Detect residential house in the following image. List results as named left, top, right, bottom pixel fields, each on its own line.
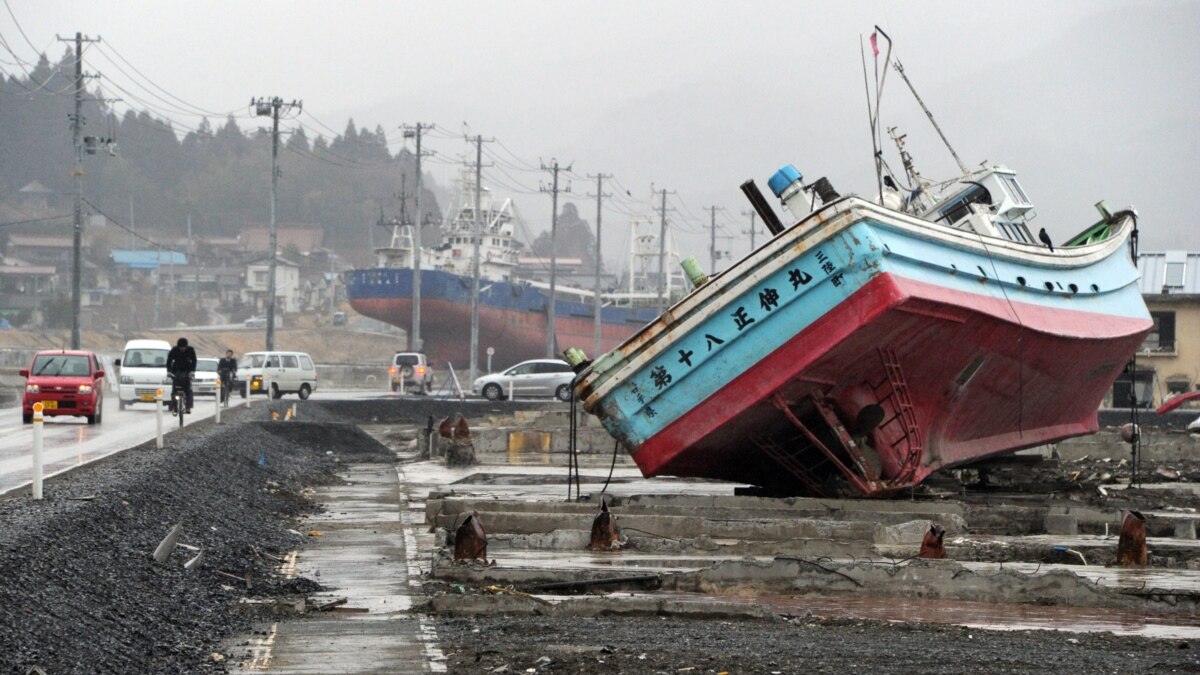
left=1121, top=251, right=1200, bottom=407
left=6, top=234, right=74, bottom=273
left=0, top=259, right=56, bottom=316
left=17, top=181, right=52, bottom=210
left=242, top=257, right=301, bottom=314
left=110, top=249, right=189, bottom=284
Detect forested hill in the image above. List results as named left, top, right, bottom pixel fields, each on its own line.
left=0, top=51, right=437, bottom=263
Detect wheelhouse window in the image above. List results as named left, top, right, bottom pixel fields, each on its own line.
left=996, top=221, right=1034, bottom=244
left=935, top=185, right=991, bottom=226
left=1000, top=174, right=1031, bottom=205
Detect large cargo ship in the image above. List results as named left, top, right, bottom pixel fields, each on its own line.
left=345, top=172, right=663, bottom=368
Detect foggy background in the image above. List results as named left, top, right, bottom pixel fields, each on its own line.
left=8, top=0, right=1197, bottom=269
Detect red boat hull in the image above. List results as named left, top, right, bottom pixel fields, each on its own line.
left=633, top=272, right=1150, bottom=492
left=351, top=297, right=647, bottom=369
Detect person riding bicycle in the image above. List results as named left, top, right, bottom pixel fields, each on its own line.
left=217, top=349, right=238, bottom=403
left=165, top=337, right=197, bottom=414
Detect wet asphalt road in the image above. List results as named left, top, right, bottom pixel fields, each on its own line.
left=0, top=389, right=396, bottom=496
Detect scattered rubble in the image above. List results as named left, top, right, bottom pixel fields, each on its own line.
left=4, top=396, right=1200, bottom=673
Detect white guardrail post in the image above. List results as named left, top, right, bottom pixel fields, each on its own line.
left=31, top=401, right=43, bottom=500
left=155, top=387, right=164, bottom=449
left=214, top=380, right=221, bottom=424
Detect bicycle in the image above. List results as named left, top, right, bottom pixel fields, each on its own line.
left=218, top=370, right=234, bottom=408
left=167, top=372, right=193, bottom=428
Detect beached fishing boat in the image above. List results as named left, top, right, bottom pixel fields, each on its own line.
left=569, top=36, right=1151, bottom=497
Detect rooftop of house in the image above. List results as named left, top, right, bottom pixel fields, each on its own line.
left=1138, top=251, right=1200, bottom=296
left=7, top=235, right=72, bottom=248
left=111, top=250, right=188, bottom=269
left=238, top=225, right=324, bottom=253
left=18, top=181, right=51, bottom=194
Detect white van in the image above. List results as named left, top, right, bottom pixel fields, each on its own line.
left=114, top=339, right=171, bottom=409
left=237, top=351, right=318, bottom=399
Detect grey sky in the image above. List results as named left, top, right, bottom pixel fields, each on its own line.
left=9, top=0, right=1197, bottom=268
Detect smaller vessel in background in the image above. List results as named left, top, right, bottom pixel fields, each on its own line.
left=345, top=169, right=665, bottom=367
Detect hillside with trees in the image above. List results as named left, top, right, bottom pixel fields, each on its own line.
left=0, top=50, right=436, bottom=264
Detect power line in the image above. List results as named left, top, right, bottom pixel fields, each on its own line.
left=93, top=40, right=231, bottom=118
left=3, top=0, right=42, bottom=54
left=90, top=45, right=237, bottom=120
left=82, top=198, right=170, bottom=250
left=491, top=138, right=541, bottom=171
left=0, top=213, right=72, bottom=228
left=299, top=108, right=345, bottom=139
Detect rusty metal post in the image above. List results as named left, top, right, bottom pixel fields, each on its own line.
left=919, top=523, right=945, bottom=559
left=1116, top=509, right=1148, bottom=566
left=453, top=512, right=488, bottom=562
left=587, top=497, right=623, bottom=551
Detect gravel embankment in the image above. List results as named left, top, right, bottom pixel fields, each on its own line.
left=0, top=403, right=391, bottom=674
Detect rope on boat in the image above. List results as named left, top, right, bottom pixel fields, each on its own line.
left=1126, top=210, right=1142, bottom=486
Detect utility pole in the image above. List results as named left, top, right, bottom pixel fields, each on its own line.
left=741, top=209, right=758, bottom=253
left=655, top=188, right=675, bottom=313
left=468, top=134, right=493, bottom=384
left=401, top=122, right=434, bottom=353
left=251, top=96, right=301, bottom=351
left=587, top=173, right=611, bottom=358
left=61, top=32, right=100, bottom=348
left=540, top=160, right=572, bottom=359
left=707, top=206, right=725, bottom=271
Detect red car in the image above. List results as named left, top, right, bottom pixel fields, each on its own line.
left=20, top=350, right=107, bottom=425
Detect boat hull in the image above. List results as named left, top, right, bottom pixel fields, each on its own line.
left=345, top=269, right=659, bottom=368
left=575, top=198, right=1151, bottom=496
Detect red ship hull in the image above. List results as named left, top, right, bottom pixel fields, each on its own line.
left=632, top=272, right=1148, bottom=492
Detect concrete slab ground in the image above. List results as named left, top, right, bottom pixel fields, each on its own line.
left=230, top=463, right=446, bottom=674
left=224, top=410, right=1200, bottom=670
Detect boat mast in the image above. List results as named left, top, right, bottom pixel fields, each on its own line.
left=892, top=58, right=968, bottom=176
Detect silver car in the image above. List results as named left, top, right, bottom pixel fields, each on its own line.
left=193, top=358, right=219, bottom=397
left=472, top=359, right=575, bottom=401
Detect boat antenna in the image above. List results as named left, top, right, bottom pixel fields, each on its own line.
left=860, top=35, right=882, bottom=201
left=891, top=57, right=969, bottom=175
left=863, top=27, right=895, bottom=200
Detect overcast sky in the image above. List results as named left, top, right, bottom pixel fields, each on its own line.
left=7, top=0, right=1197, bottom=268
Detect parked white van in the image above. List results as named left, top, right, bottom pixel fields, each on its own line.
left=237, top=351, right=318, bottom=399
left=114, top=339, right=171, bottom=409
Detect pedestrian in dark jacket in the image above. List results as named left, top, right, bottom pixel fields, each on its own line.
left=217, top=349, right=238, bottom=402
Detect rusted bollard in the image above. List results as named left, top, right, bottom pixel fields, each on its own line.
left=1116, top=509, right=1148, bottom=566
left=919, top=523, right=945, bottom=559
left=444, top=415, right=476, bottom=466
left=453, top=512, right=488, bottom=562
left=587, top=497, right=623, bottom=551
